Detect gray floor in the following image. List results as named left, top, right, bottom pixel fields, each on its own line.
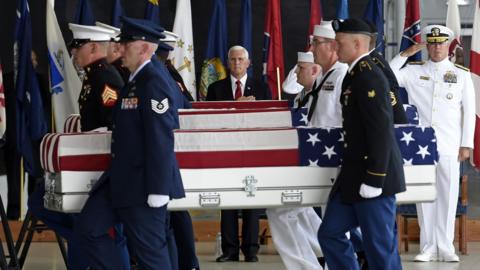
left=17, top=242, right=480, bottom=270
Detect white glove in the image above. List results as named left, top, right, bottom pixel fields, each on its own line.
left=88, top=126, right=108, bottom=132
left=147, top=194, right=169, bottom=208
left=359, top=183, right=382, bottom=199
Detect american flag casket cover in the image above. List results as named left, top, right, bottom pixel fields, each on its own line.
left=41, top=101, right=437, bottom=212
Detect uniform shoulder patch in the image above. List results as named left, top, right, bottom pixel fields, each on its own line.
left=454, top=64, right=470, bottom=72
left=151, top=98, right=169, bottom=114
left=407, top=61, right=425, bottom=65
left=101, top=85, right=118, bottom=107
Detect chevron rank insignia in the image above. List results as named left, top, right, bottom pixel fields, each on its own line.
left=151, top=98, right=169, bottom=114
left=102, top=85, right=118, bottom=107
left=368, top=89, right=376, bottom=98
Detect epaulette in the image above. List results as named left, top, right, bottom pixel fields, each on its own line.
left=454, top=63, right=470, bottom=72
left=407, top=61, right=424, bottom=65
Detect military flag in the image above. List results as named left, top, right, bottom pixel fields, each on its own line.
left=170, top=0, right=197, bottom=100
left=14, top=0, right=47, bottom=175
left=199, top=0, right=228, bottom=99
left=306, top=0, right=322, bottom=49
left=400, top=0, right=421, bottom=61
left=239, top=0, right=253, bottom=76
left=262, top=0, right=285, bottom=100
left=145, top=0, right=161, bottom=25
left=471, top=0, right=480, bottom=167
left=364, top=0, right=385, bottom=54
left=47, top=0, right=82, bottom=132
left=446, top=0, right=463, bottom=62
left=111, top=0, right=124, bottom=28
left=336, top=0, right=349, bottom=19
left=74, top=0, right=95, bottom=25
left=0, top=62, right=6, bottom=139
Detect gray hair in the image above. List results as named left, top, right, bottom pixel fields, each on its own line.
left=228, top=45, right=249, bottom=60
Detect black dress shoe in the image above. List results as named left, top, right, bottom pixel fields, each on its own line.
left=244, top=255, right=259, bottom=262
left=216, top=254, right=239, bottom=262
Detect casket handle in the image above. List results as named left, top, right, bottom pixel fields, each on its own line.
left=199, top=193, right=221, bottom=207
left=281, top=190, right=303, bottom=205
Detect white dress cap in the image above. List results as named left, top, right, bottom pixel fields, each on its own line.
left=95, top=21, right=121, bottom=39
left=68, top=23, right=115, bottom=42
left=160, top=31, right=179, bottom=43
left=297, top=51, right=314, bottom=63
left=313, top=21, right=335, bottom=39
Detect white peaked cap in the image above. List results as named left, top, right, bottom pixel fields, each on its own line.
left=313, top=21, right=335, bottom=39
left=297, top=52, right=314, bottom=63
left=161, top=31, right=180, bottom=43
left=69, top=23, right=115, bottom=41
left=95, top=21, right=121, bottom=39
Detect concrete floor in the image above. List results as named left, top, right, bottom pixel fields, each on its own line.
left=15, top=241, right=480, bottom=270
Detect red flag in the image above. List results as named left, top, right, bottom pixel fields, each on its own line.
left=0, top=62, right=6, bottom=138
left=471, top=0, right=480, bottom=167
left=308, top=0, right=322, bottom=46
left=446, top=0, right=463, bottom=62
left=262, top=0, right=284, bottom=100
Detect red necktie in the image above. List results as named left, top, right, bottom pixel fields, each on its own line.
left=234, top=80, right=242, bottom=100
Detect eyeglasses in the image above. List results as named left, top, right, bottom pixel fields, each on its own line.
left=310, top=39, right=331, bottom=46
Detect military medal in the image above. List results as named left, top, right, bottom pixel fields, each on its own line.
left=443, top=71, right=457, bottom=83
left=121, top=97, right=138, bottom=109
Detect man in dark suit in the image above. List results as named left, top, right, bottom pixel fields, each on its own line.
left=317, top=19, right=405, bottom=270
left=206, top=45, right=270, bottom=263
left=75, top=17, right=184, bottom=270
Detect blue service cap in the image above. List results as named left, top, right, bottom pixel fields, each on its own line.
left=157, top=42, right=174, bottom=52
left=118, top=16, right=165, bottom=43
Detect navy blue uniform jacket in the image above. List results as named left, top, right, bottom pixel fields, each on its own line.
left=334, top=55, right=406, bottom=203
left=105, top=61, right=185, bottom=208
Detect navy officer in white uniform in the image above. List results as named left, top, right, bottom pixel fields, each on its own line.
left=317, top=18, right=405, bottom=270
left=75, top=17, right=184, bottom=270
left=389, top=25, right=475, bottom=262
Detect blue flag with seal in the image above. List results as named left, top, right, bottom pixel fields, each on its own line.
left=14, top=0, right=47, bottom=175
left=145, top=0, right=161, bottom=25
left=111, top=0, right=124, bottom=27
left=336, top=0, right=349, bottom=20
left=74, top=0, right=95, bottom=25
left=239, top=0, right=253, bottom=76
left=199, top=0, right=228, bottom=99
left=364, top=0, right=385, bottom=55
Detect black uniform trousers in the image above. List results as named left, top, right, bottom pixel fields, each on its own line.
left=221, top=209, right=260, bottom=257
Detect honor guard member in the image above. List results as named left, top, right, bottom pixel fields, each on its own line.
left=317, top=19, right=405, bottom=270
left=389, top=25, right=476, bottom=262
left=267, top=52, right=325, bottom=270
left=75, top=17, right=185, bottom=270
left=69, top=23, right=123, bottom=132
left=96, top=21, right=130, bottom=83
left=365, top=20, right=408, bottom=124
left=156, top=30, right=200, bottom=270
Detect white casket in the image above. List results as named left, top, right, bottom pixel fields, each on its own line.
left=41, top=102, right=437, bottom=213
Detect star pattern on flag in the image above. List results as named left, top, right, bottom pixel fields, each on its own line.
left=403, top=158, right=413, bottom=165
left=188, top=44, right=194, bottom=54
left=177, top=39, right=185, bottom=48
left=300, top=113, right=308, bottom=125
left=322, top=145, right=337, bottom=159
left=416, top=145, right=431, bottom=159
left=308, top=159, right=319, bottom=167
left=306, top=132, right=320, bottom=146
left=400, top=131, right=415, bottom=146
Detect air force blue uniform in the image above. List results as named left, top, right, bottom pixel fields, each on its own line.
left=75, top=17, right=184, bottom=270
left=318, top=19, right=405, bottom=270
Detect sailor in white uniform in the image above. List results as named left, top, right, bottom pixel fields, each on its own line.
left=389, top=25, right=476, bottom=262
left=266, top=21, right=348, bottom=270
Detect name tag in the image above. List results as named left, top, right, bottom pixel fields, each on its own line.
left=121, top=97, right=138, bottom=110
left=419, top=76, right=430, bottom=81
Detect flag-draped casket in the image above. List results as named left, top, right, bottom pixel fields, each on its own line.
left=41, top=101, right=437, bottom=212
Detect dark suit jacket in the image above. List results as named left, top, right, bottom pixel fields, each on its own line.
left=334, top=55, right=406, bottom=203
left=206, top=75, right=271, bottom=101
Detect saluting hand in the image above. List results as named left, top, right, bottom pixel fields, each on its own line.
left=400, top=43, right=426, bottom=58
left=458, top=147, right=470, bottom=162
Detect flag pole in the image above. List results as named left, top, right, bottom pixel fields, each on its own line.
left=20, top=157, right=25, bottom=220
left=276, top=66, right=281, bottom=100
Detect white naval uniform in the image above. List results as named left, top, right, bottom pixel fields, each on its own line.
left=390, top=55, right=476, bottom=256
left=266, top=62, right=347, bottom=270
